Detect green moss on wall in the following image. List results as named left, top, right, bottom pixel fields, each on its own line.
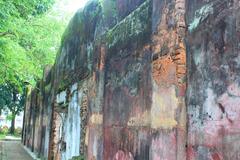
left=54, top=0, right=151, bottom=94
left=57, top=78, right=71, bottom=93
left=71, top=155, right=85, bottom=160
left=60, top=0, right=101, bottom=46
left=100, top=0, right=117, bottom=21
left=105, top=0, right=151, bottom=53
left=44, top=83, right=51, bottom=93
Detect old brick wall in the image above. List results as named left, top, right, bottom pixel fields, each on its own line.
left=22, top=0, right=240, bottom=160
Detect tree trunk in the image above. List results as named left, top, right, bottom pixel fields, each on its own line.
left=10, top=114, right=16, bottom=134
left=10, top=90, right=17, bottom=134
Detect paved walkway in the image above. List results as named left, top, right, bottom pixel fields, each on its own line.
left=0, top=140, right=33, bottom=160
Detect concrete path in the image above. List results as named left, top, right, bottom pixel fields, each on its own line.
left=0, top=140, right=33, bottom=160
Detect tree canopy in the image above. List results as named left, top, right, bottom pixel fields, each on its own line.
left=0, top=0, right=80, bottom=133
left=0, top=0, right=69, bottom=89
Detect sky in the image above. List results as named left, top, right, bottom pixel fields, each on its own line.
left=47, top=0, right=90, bottom=52
left=49, top=0, right=90, bottom=21
left=56, top=0, right=90, bottom=13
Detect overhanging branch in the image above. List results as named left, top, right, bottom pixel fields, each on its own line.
left=0, top=31, right=16, bottom=37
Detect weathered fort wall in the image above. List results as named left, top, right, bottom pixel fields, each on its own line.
left=22, top=0, right=240, bottom=159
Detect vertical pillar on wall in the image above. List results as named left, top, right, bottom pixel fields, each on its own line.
left=44, top=68, right=54, bottom=159
left=22, top=85, right=32, bottom=145
left=48, top=100, right=65, bottom=160
left=87, top=44, right=106, bottom=160
left=80, top=87, right=88, bottom=155
left=174, top=0, right=187, bottom=159
left=27, top=91, right=34, bottom=149
left=34, top=83, right=42, bottom=155
left=30, top=90, right=37, bottom=152
left=40, top=66, right=51, bottom=157
left=48, top=102, right=55, bottom=160
left=151, top=0, right=187, bottom=159
left=39, top=80, right=44, bottom=157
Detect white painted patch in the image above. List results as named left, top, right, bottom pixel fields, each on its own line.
left=93, top=136, right=97, bottom=158
left=56, top=91, right=67, bottom=104
left=193, top=48, right=203, bottom=66
left=71, top=83, right=78, bottom=93
left=203, top=87, right=222, bottom=120
left=62, top=88, right=81, bottom=160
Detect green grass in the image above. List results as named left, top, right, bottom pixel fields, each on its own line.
left=0, top=134, right=6, bottom=140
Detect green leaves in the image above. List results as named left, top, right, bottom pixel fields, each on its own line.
left=0, top=0, right=77, bottom=116
left=0, top=83, right=26, bottom=116
left=0, top=0, right=67, bottom=87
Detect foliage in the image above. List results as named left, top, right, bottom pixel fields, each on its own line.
left=0, top=126, right=21, bottom=137
left=0, top=84, right=12, bottom=111
left=6, top=113, right=13, bottom=121
left=0, top=82, right=26, bottom=134
left=0, top=83, right=25, bottom=113
left=0, top=126, right=9, bottom=135
left=0, top=133, right=6, bottom=139
left=71, top=156, right=85, bottom=160
left=14, top=127, right=22, bottom=137
left=0, top=0, right=66, bottom=87
left=0, top=0, right=76, bottom=134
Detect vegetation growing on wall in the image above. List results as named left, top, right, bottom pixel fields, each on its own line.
left=106, top=0, right=151, bottom=53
